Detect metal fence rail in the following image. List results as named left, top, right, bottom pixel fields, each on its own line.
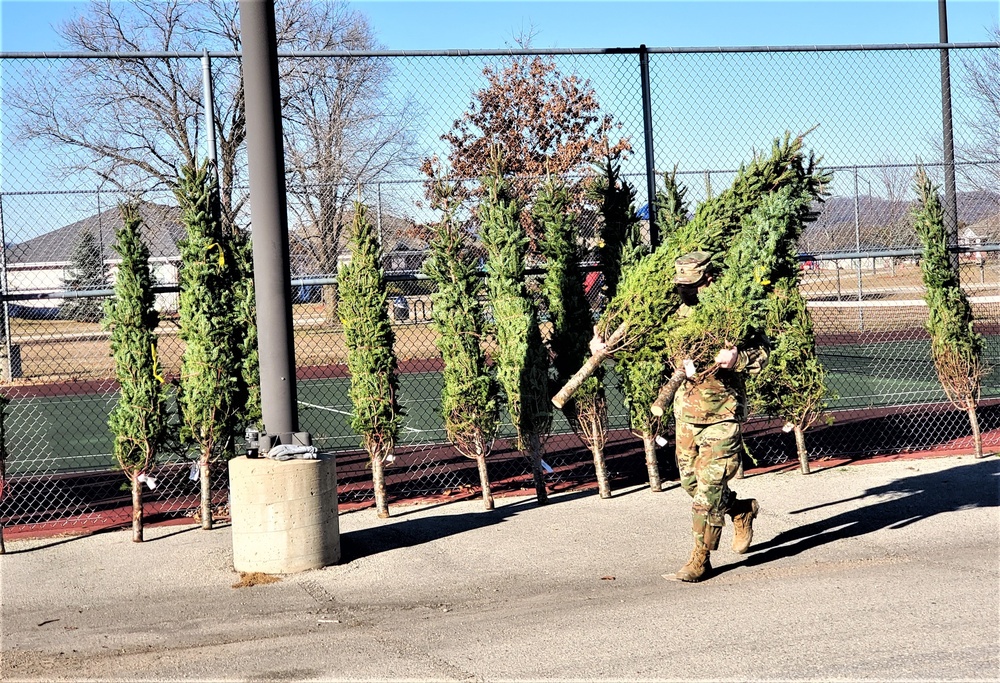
left=1, top=43, right=998, bottom=533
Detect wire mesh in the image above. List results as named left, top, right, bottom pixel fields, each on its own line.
left=0, top=44, right=999, bottom=534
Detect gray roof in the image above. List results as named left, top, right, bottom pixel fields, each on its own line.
left=7, top=201, right=184, bottom=265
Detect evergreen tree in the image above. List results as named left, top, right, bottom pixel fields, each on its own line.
left=655, top=166, right=690, bottom=238
left=480, top=147, right=552, bottom=504
left=106, top=202, right=168, bottom=542
left=231, top=230, right=261, bottom=431
left=423, top=172, right=499, bottom=509
left=616, top=167, right=692, bottom=491
left=554, top=133, right=827, bottom=408
left=746, top=172, right=833, bottom=475
left=588, top=155, right=640, bottom=303
left=59, top=228, right=106, bottom=322
left=748, top=283, right=831, bottom=474
left=913, top=167, right=988, bottom=458
left=538, top=173, right=611, bottom=498
left=339, top=201, right=402, bottom=518
left=175, top=161, right=239, bottom=530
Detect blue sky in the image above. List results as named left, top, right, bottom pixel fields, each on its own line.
left=1, top=0, right=997, bottom=52
left=0, top=0, right=997, bottom=239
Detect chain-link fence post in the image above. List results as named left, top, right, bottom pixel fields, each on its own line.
left=0, top=194, right=10, bottom=382
left=639, top=44, right=659, bottom=248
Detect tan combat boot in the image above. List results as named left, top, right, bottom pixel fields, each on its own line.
left=670, top=544, right=712, bottom=582
left=728, top=498, right=759, bottom=554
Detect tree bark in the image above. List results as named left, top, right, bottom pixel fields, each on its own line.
left=200, top=459, right=213, bottom=531
left=794, top=424, right=811, bottom=474
left=372, top=454, right=390, bottom=518
left=968, top=403, right=985, bottom=458
left=650, top=367, right=687, bottom=417
left=591, top=439, right=611, bottom=499
left=322, top=283, right=340, bottom=327
left=132, top=473, right=144, bottom=542
left=527, top=433, right=548, bottom=505
left=642, top=431, right=662, bottom=492
left=476, top=453, right=494, bottom=510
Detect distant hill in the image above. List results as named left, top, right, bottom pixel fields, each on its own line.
left=801, top=189, right=1000, bottom=253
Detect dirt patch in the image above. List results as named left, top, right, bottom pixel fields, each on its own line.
left=232, top=572, right=281, bottom=589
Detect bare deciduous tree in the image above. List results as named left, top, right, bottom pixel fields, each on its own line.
left=11, top=0, right=419, bottom=268
left=280, top=11, right=420, bottom=323
left=957, top=26, right=1000, bottom=195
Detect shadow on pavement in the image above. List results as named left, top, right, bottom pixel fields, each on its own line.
left=340, top=489, right=593, bottom=563
left=717, top=457, right=1000, bottom=576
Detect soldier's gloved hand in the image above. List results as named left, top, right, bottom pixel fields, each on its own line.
left=589, top=326, right=607, bottom=356
left=715, top=346, right=738, bottom=369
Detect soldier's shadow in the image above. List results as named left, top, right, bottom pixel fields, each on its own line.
left=716, top=457, right=1000, bottom=575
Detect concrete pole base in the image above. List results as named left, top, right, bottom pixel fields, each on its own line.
left=229, top=455, right=341, bottom=574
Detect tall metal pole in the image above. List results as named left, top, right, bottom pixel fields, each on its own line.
left=201, top=49, right=219, bottom=177
left=239, top=0, right=300, bottom=439
left=0, top=195, right=12, bottom=381
left=939, top=0, right=960, bottom=272
left=854, top=167, right=864, bottom=332
left=639, top=44, right=659, bottom=249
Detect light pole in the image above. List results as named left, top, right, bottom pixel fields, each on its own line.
left=939, top=0, right=960, bottom=272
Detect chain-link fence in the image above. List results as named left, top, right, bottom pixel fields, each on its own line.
left=1, top=43, right=998, bottom=534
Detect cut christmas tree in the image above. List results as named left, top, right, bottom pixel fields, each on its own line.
left=423, top=173, right=499, bottom=509
left=912, top=166, right=989, bottom=458
left=553, top=132, right=826, bottom=408
left=339, top=201, right=403, bottom=518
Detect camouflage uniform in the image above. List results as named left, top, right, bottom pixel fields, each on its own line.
left=670, top=251, right=768, bottom=579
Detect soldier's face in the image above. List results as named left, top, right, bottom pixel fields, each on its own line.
left=677, top=282, right=701, bottom=306
left=676, top=276, right=711, bottom=306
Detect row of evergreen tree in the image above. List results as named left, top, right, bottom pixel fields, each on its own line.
left=105, top=162, right=259, bottom=542
left=20, top=144, right=985, bottom=547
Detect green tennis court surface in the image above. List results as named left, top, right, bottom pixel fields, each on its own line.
left=8, top=336, right=1000, bottom=475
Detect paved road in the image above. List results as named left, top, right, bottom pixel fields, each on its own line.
left=2, top=454, right=998, bottom=682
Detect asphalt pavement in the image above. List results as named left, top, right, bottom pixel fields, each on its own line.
left=2, top=453, right=998, bottom=682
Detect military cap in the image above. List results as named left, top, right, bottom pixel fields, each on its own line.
left=673, top=250, right=713, bottom=285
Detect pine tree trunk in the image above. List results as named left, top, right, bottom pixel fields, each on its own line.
left=528, top=433, right=548, bottom=505
left=642, top=432, right=662, bottom=492
left=372, top=454, right=390, bottom=518
left=650, top=367, right=687, bottom=417
left=132, top=472, right=144, bottom=542
left=591, top=439, right=611, bottom=499
left=794, top=424, right=811, bottom=474
left=200, top=458, right=213, bottom=530
left=322, top=283, right=340, bottom=327
left=968, top=403, right=985, bottom=458
left=476, top=453, right=494, bottom=510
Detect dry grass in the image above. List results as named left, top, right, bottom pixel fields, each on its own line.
left=4, top=313, right=443, bottom=384
left=231, top=572, right=281, bottom=588
left=5, top=266, right=1000, bottom=384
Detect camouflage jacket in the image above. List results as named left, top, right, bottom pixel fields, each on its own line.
left=672, top=305, right=769, bottom=425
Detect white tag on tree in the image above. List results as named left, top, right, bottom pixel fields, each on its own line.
left=683, top=359, right=697, bottom=378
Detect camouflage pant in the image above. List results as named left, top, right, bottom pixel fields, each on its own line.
left=675, top=420, right=742, bottom=545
